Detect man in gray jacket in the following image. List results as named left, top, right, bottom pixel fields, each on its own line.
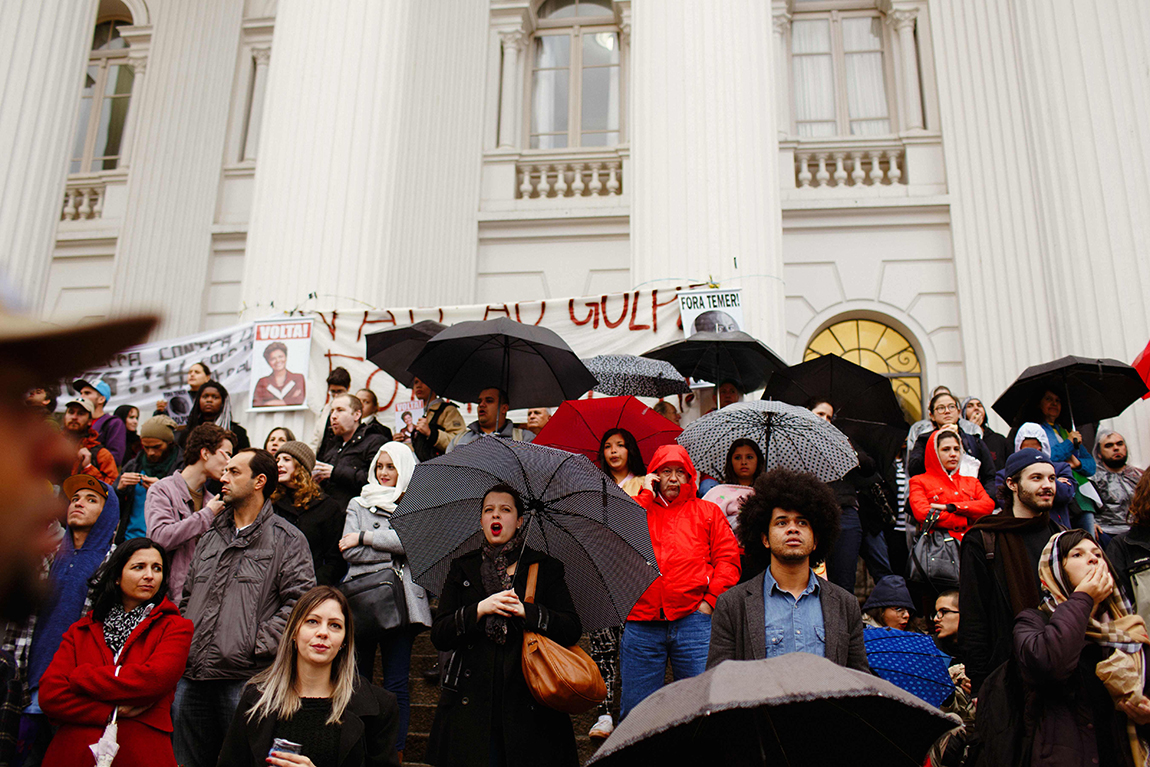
left=173, top=448, right=315, bottom=767
left=707, top=468, right=869, bottom=673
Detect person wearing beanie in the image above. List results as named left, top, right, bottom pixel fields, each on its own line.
left=862, top=575, right=916, bottom=630
left=115, top=415, right=182, bottom=542
left=270, top=441, right=345, bottom=586
left=958, top=447, right=1063, bottom=694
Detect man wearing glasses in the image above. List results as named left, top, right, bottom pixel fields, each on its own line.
left=907, top=391, right=997, bottom=497
left=618, top=444, right=741, bottom=720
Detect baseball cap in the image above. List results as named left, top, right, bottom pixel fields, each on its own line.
left=62, top=474, right=108, bottom=500
left=73, top=379, right=112, bottom=401
left=64, top=397, right=94, bottom=414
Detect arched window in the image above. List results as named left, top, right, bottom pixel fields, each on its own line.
left=529, top=0, right=622, bottom=149
left=804, top=317, right=923, bottom=420
left=69, top=16, right=134, bottom=173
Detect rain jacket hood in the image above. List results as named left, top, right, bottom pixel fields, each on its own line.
left=646, top=444, right=699, bottom=504
left=1015, top=422, right=1052, bottom=456
left=926, top=429, right=967, bottom=484
left=907, top=430, right=994, bottom=541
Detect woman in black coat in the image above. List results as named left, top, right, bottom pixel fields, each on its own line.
left=1014, top=530, right=1150, bottom=767
left=271, top=441, right=348, bottom=586
left=426, top=483, right=581, bottom=767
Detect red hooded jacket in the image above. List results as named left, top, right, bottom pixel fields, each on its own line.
left=39, top=596, right=193, bottom=767
left=908, top=430, right=994, bottom=541
left=629, top=445, right=741, bottom=622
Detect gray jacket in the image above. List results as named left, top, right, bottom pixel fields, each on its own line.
left=706, top=570, right=870, bottom=673
left=181, top=499, right=316, bottom=680
left=342, top=499, right=432, bottom=628
left=446, top=419, right=533, bottom=452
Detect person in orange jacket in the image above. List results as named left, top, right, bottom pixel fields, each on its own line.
left=619, top=444, right=741, bottom=719
left=62, top=396, right=118, bottom=485
left=908, top=427, right=995, bottom=543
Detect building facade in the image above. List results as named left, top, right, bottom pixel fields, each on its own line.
left=2, top=0, right=1148, bottom=455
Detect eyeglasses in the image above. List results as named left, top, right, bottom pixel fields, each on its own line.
left=933, top=404, right=958, bottom=413
left=932, top=608, right=959, bottom=619
left=887, top=607, right=910, bottom=616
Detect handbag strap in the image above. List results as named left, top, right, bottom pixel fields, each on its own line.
left=524, top=562, right=539, bottom=605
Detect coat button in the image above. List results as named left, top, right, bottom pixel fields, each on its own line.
left=464, top=670, right=471, bottom=678
left=463, top=580, right=470, bottom=587
left=373, top=522, right=380, bottom=528
left=462, top=697, right=469, bottom=705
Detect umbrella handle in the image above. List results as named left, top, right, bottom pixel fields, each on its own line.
left=510, top=512, right=537, bottom=596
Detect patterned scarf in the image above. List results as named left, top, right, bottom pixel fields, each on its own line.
left=1038, top=532, right=1150, bottom=766
left=101, top=602, right=154, bottom=657
left=479, top=528, right=525, bottom=645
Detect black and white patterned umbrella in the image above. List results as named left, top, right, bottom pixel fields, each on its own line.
left=676, top=400, right=858, bottom=482
left=390, top=437, right=659, bottom=631
left=583, top=354, right=691, bottom=398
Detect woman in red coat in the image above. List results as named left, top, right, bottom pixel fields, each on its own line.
left=39, top=538, right=193, bottom=767
left=908, top=427, right=995, bottom=541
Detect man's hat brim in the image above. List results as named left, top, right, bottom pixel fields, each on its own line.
left=0, top=315, right=157, bottom=382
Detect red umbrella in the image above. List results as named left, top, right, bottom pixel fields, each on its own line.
left=533, top=396, right=682, bottom=467
left=1135, top=339, right=1150, bottom=400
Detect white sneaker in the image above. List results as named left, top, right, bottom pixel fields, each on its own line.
left=589, top=713, right=614, bottom=739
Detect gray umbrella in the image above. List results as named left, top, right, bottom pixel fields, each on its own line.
left=588, top=655, right=957, bottom=767
left=676, top=400, right=858, bottom=482
left=583, top=354, right=691, bottom=398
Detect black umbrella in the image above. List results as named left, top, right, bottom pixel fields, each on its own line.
left=588, top=654, right=956, bottom=766
left=407, top=317, right=596, bottom=407
left=390, top=438, right=659, bottom=631
left=364, top=320, right=446, bottom=388
left=992, top=355, right=1149, bottom=429
left=583, top=354, right=691, bottom=398
left=641, top=331, right=788, bottom=393
left=762, top=354, right=908, bottom=428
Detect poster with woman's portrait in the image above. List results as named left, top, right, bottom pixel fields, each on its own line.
left=249, top=319, right=313, bottom=411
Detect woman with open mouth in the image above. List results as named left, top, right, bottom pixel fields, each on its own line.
left=426, top=483, right=582, bottom=767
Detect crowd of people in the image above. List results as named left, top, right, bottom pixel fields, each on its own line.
left=2, top=308, right=1150, bottom=767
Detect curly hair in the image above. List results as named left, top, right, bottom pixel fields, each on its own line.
left=272, top=462, right=323, bottom=509
left=1128, top=470, right=1150, bottom=527
left=722, top=438, right=764, bottom=485
left=596, top=428, right=647, bottom=479
left=737, top=467, right=841, bottom=571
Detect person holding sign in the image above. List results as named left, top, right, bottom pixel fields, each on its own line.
left=253, top=342, right=307, bottom=408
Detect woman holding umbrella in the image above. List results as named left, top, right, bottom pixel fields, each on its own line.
left=426, top=483, right=581, bottom=767
left=38, top=538, right=193, bottom=767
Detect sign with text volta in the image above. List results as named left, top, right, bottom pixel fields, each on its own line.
left=249, top=318, right=313, bottom=411
left=677, top=288, right=744, bottom=337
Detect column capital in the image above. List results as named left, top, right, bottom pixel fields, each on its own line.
left=127, top=54, right=148, bottom=76
left=888, top=8, right=918, bottom=31
left=772, top=9, right=792, bottom=36
left=498, top=29, right=528, bottom=53
left=251, top=46, right=272, bottom=66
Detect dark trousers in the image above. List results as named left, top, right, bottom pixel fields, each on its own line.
left=172, top=677, right=246, bottom=767
left=827, top=507, right=893, bottom=592
left=356, top=623, right=416, bottom=752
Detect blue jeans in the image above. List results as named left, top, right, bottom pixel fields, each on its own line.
left=827, top=507, right=893, bottom=592
left=619, top=611, right=712, bottom=720
left=356, top=624, right=416, bottom=752
left=172, top=678, right=246, bottom=767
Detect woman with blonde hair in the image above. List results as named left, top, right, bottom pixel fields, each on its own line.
left=273, top=441, right=347, bottom=586
left=217, top=585, right=400, bottom=767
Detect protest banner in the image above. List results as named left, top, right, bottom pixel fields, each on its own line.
left=677, top=288, right=744, bottom=337
left=249, top=318, right=313, bottom=411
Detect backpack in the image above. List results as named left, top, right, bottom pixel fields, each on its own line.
left=968, top=657, right=1032, bottom=767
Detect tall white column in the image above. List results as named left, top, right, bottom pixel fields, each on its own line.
left=772, top=7, right=791, bottom=136
left=242, top=0, right=489, bottom=316
left=0, top=0, right=98, bottom=310
left=108, top=0, right=244, bottom=337
left=117, top=55, right=147, bottom=169
left=242, top=47, right=271, bottom=161
left=630, top=0, right=786, bottom=349
left=497, top=31, right=526, bottom=148
left=890, top=9, right=923, bottom=131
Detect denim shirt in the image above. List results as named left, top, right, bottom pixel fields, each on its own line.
left=762, top=567, right=826, bottom=659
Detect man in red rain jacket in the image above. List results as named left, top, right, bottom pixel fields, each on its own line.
left=619, top=444, right=741, bottom=719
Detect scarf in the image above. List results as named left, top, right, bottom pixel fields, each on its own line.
left=1038, top=532, right=1150, bottom=765
left=479, top=527, right=525, bottom=645
left=189, top=380, right=235, bottom=432
left=967, top=507, right=1053, bottom=616
left=138, top=441, right=181, bottom=480
left=101, top=602, right=154, bottom=656
left=353, top=442, right=415, bottom=511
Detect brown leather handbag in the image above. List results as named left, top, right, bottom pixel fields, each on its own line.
left=520, top=562, right=608, bottom=714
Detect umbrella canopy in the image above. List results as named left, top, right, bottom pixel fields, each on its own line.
left=390, top=438, right=659, bottom=631
left=583, top=354, right=691, bottom=398
left=588, top=654, right=956, bottom=767
left=1134, top=339, right=1150, bottom=400
left=833, top=416, right=908, bottom=477
left=677, top=400, right=858, bottom=482
left=365, top=320, right=446, bottom=388
left=532, top=396, right=683, bottom=468
left=992, top=355, right=1149, bottom=429
left=762, top=354, right=908, bottom=428
left=407, top=317, right=597, bottom=407
left=863, top=626, right=955, bottom=708
left=641, top=331, right=788, bottom=393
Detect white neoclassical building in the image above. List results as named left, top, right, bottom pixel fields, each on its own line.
left=2, top=0, right=1148, bottom=455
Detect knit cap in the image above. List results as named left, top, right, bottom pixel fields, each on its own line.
left=276, top=440, right=316, bottom=473
left=139, top=415, right=178, bottom=443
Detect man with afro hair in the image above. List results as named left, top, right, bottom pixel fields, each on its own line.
left=707, top=467, right=869, bottom=672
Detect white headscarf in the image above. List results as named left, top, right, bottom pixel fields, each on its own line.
left=1014, top=422, right=1052, bottom=456
left=354, top=441, right=415, bottom=511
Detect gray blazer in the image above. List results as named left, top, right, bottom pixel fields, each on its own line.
left=707, top=570, right=870, bottom=673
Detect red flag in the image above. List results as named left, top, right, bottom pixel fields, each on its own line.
left=1135, top=339, right=1150, bottom=400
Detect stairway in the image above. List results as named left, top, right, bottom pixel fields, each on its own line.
left=401, top=631, right=613, bottom=766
